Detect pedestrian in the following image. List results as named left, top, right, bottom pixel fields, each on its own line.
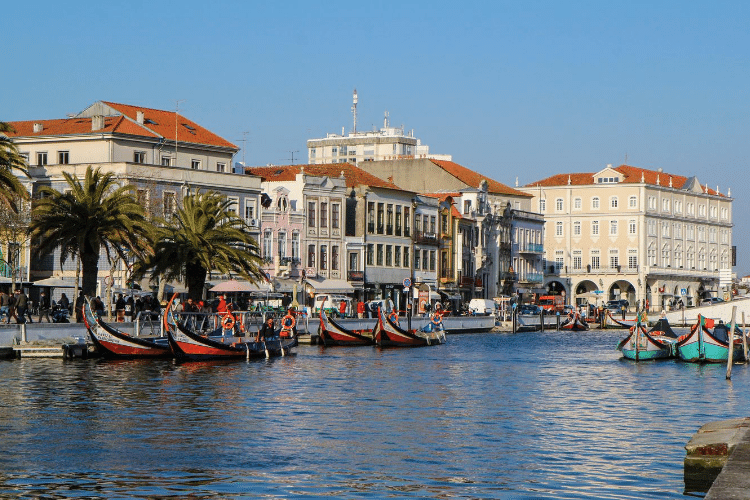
left=216, top=294, right=227, bottom=314
left=93, top=296, right=105, bottom=317
left=339, top=299, right=347, bottom=318
left=14, top=289, right=29, bottom=324
left=38, top=291, right=51, bottom=323
left=115, top=294, right=126, bottom=322
left=0, top=291, right=10, bottom=323
left=357, top=300, right=365, bottom=319
left=59, top=293, right=70, bottom=314
left=75, top=291, right=85, bottom=323
left=125, top=295, right=134, bottom=322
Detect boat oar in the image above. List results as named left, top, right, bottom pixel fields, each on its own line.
left=727, top=306, right=737, bottom=379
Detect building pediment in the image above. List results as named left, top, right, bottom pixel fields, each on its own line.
left=592, top=166, right=622, bottom=184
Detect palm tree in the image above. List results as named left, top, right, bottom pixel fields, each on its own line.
left=133, top=190, right=264, bottom=300
left=0, top=122, right=30, bottom=211
left=30, top=166, right=151, bottom=296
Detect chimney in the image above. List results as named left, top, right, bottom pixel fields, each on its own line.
left=92, top=115, right=105, bottom=131
left=136, top=111, right=144, bottom=124
left=33, top=122, right=43, bottom=133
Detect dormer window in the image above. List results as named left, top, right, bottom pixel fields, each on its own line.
left=277, top=196, right=288, bottom=211
left=596, top=177, right=620, bottom=183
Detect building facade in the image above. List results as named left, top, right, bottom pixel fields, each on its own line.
left=521, top=164, right=733, bottom=311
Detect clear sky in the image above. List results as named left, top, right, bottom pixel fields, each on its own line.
left=3, top=1, right=749, bottom=272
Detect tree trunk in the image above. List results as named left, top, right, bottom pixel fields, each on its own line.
left=81, top=250, right=100, bottom=297
left=185, top=262, right=207, bottom=301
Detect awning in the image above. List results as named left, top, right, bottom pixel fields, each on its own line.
left=33, top=277, right=78, bottom=288
left=306, top=278, right=354, bottom=294
left=438, top=290, right=462, bottom=301
left=210, top=279, right=268, bottom=293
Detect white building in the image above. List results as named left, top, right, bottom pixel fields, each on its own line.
left=521, top=164, right=734, bottom=311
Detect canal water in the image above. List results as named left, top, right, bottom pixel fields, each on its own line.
left=0, top=328, right=746, bottom=499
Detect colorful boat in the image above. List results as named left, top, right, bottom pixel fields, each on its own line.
left=617, top=317, right=678, bottom=361
left=560, top=311, right=590, bottom=331
left=164, top=295, right=296, bottom=361
left=676, top=315, right=745, bottom=363
left=607, top=310, right=637, bottom=329
left=373, top=308, right=445, bottom=347
left=83, top=297, right=171, bottom=358
left=319, top=310, right=375, bottom=346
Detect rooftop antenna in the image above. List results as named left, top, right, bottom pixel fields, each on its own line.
left=238, top=131, right=249, bottom=166
left=351, top=89, right=358, bottom=133
left=175, top=99, right=185, bottom=167
left=384, top=111, right=389, bottom=129
left=287, top=150, right=300, bottom=165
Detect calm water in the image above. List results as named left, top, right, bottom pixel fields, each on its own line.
left=0, top=328, right=746, bottom=499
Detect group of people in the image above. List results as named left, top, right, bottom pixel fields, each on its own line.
left=0, top=289, right=75, bottom=324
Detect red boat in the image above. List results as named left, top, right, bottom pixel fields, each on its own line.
left=163, top=295, right=296, bottom=361
left=374, top=308, right=445, bottom=347
left=319, top=310, right=375, bottom=346
left=83, top=297, right=171, bottom=358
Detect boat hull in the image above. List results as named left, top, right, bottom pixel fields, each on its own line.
left=676, top=322, right=744, bottom=363
left=374, top=309, right=445, bottom=347
left=319, top=311, right=375, bottom=346
left=618, top=325, right=675, bottom=361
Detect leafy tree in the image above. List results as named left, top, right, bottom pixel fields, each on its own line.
left=133, top=190, right=264, bottom=300
left=0, top=122, right=30, bottom=211
left=30, top=166, right=151, bottom=296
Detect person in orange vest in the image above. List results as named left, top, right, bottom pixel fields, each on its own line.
left=339, top=299, right=347, bottom=318
left=216, top=294, right=227, bottom=314
left=357, top=300, right=365, bottom=318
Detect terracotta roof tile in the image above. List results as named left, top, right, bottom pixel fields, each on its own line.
left=5, top=116, right=159, bottom=139
left=102, top=101, right=237, bottom=149
left=429, top=159, right=531, bottom=197
left=525, top=164, right=723, bottom=196
left=245, top=163, right=406, bottom=191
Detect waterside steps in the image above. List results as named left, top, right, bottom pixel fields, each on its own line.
left=685, top=417, right=750, bottom=498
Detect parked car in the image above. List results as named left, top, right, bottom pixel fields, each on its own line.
left=516, top=304, right=542, bottom=315
left=606, top=299, right=629, bottom=312
left=468, top=298, right=498, bottom=316
left=699, top=297, right=724, bottom=306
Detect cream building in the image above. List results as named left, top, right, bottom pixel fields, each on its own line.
left=521, top=164, right=733, bottom=312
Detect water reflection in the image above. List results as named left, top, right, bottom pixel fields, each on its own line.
left=0, top=330, right=747, bottom=498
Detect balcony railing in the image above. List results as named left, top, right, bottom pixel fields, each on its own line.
left=519, top=272, right=544, bottom=283
left=440, top=267, right=454, bottom=282
left=517, top=243, right=544, bottom=254
left=347, top=270, right=364, bottom=282
left=413, top=230, right=439, bottom=245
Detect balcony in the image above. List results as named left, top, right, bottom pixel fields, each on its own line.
left=516, top=243, right=544, bottom=254
left=347, top=270, right=364, bottom=282
left=413, top=230, right=439, bottom=246
left=440, top=267, right=454, bottom=283
left=519, top=272, right=544, bottom=284
left=459, top=276, right=475, bottom=288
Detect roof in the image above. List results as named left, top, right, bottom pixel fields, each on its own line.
left=245, top=163, right=404, bottom=191
left=4, top=101, right=237, bottom=150
left=525, top=164, right=723, bottom=196
left=429, top=159, right=531, bottom=197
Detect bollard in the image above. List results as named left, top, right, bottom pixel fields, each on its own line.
left=556, top=314, right=561, bottom=331
left=539, top=309, right=544, bottom=333
left=20, top=323, right=27, bottom=343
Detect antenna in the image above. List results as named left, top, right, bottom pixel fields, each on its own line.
left=238, top=131, right=249, bottom=167
left=384, top=111, right=389, bottom=129
left=175, top=99, right=185, bottom=167
left=287, top=150, right=300, bottom=165
left=351, top=89, right=358, bottom=133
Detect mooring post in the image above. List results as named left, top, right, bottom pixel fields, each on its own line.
left=20, top=324, right=27, bottom=343
left=727, top=306, right=737, bottom=380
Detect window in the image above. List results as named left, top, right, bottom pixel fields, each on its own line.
left=331, top=246, right=339, bottom=270
left=366, top=244, right=374, bottom=266
left=721, top=207, right=728, bottom=220
left=574, top=198, right=582, bottom=210
left=320, top=202, right=328, bottom=227
left=699, top=204, right=706, bottom=217
left=555, top=222, right=563, bottom=237
left=331, top=147, right=338, bottom=156
left=395, top=206, right=402, bottom=236
left=161, top=155, right=172, bottom=166
left=591, top=250, right=600, bottom=270
left=662, top=244, right=671, bottom=267
left=648, top=196, right=657, bottom=210
left=163, top=192, right=176, bottom=218
left=37, top=152, right=48, bottom=166
left=592, top=197, right=600, bottom=210
left=573, top=221, right=581, bottom=236
left=710, top=206, right=718, bottom=219
left=610, top=220, right=617, bottom=236
left=394, top=246, right=401, bottom=268
left=648, top=220, right=657, bottom=236
left=675, top=223, right=682, bottom=239
left=431, top=216, right=437, bottom=234
left=629, top=220, right=636, bottom=235
left=216, top=162, right=226, bottom=173
left=263, top=230, right=273, bottom=259
left=376, top=244, right=384, bottom=266
left=58, top=151, right=69, bottom=164
left=628, top=249, right=638, bottom=269
left=687, top=203, right=695, bottom=216
left=404, top=247, right=410, bottom=268
left=367, top=202, right=375, bottom=233
left=430, top=250, right=436, bottom=271
left=414, top=249, right=421, bottom=270
left=662, top=198, right=670, bottom=212
left=675, top=246, right=683, bottom=268
left=191, top=159, right=201, bottom=170
left=310, top=148, right=316, bottom=158
left=244, top=200, right=256, bottom=222
left=332, top=203, right=340, bottom=229
left=134, top=151, right=146, bottom=163
left=609, top=249, right=619, bottom=269
left=292, top=232, right=300, bottom=261
left=386, top=204, right=393, bottom=235
left=308, top=201, right=316, bottom=227
left=386, top=245, right=392, bottom=266
left=662, top=223, right=670, bottom=238
left=572, top=250, right=582, bottom=270
left=136, top=189, right=149, bottom=211
left=610, top=197, right=618, bottom=209
left=464, top=200, right=472, bottom=214
left=592, top=220, right=599, bottom=236
left=539, top=199, right=546, bottom=212
left=277, top=232, right=287, bottom=258
left=648, top=243, right=657, bottom=266
left=629, top=196, right=637, bottom=208
left=423, top=248, right=428, bottom=270
left=308, top=244, right=316, bottom=267
left=226, top=196, right=239, bottom=215
left=674, top=200, right=682, bottom=213
left=556, top=198, right=563, bottom=211
left=555, top=250, right=564, bottom=270
left=404, top=207, right=410, bottom=237
left=377, top=203, right=384, bottom=234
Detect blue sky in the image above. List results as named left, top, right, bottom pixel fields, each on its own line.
left=3, top=1, right=749, bottom=272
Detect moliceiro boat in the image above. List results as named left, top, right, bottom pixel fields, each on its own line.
left=84, top=297, right=171, bottom=358
left=676, top=315, right=746, bottom=363
left=319, top=310, right=375, bottom=346
left=164, top=294, right=296, bottom=361
left=373, top=308, right=445, bottom=347
left=617, top=317, right=679, bottom=361
left=560, top=311, right=590, bottom=331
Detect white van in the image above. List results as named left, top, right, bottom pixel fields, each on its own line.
left=468, top=298, right=498, bottom=316
left=313, top=294, right=352, bottom=317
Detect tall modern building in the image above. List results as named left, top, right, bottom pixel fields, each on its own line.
left=521, top=164, right=733, bottom=311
